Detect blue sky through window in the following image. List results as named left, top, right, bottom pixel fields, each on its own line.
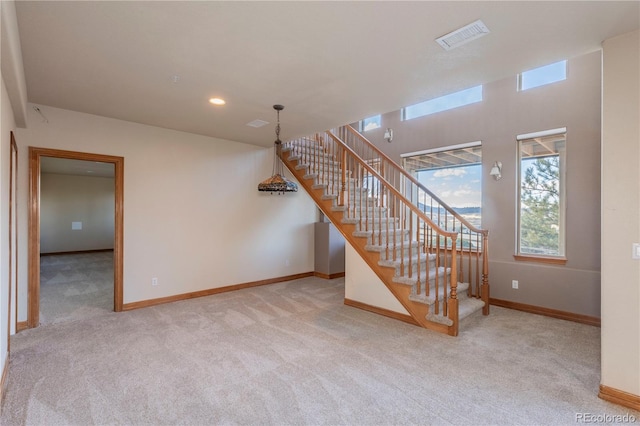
left=416, top=164, right=482, bottom=208
left=403, top=85, right=483, bottom=120
left=361, top=115, right=381, bottom=131
left=520, top=60, right=567, bottom=91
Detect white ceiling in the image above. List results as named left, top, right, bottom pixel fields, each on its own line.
left=14, top=1, right=640, bottom=148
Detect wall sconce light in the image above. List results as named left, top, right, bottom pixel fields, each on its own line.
left=383, top=128, right=393, bottom=143
left=489, top=161, right=502, bottom=180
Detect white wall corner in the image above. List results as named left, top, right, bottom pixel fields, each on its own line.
left=1, top=0, right=29, bottom=127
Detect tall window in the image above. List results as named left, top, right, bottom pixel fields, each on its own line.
left=517, top=129, right=566, bottom=258
left=402, top=142, right=482, bottom=228
left=519, top=60, right=567, bottom=91
left=360, top=114, right=381, bottom=131
left=402, top=85, right=483, bottom=121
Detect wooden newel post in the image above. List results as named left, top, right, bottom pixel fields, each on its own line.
left=448, top=237, right=459, bottom=336
left=481, top=231, right=490, bottom=315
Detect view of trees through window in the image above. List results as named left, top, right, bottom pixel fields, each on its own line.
left=518, top=132, right=566, bottom=256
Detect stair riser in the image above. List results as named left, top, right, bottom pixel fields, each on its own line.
left=356, top=226, right=401, bottom=235
left=339, top=200, right=380, bottom=209
left=355, top=221, right=401, bottom=232
left=391, top=259, right=438, bottom=277
left=344, top=211, right=390, bottom=220
left=376, top=244, right=423, bottom=262
left=412, top=279, right=464, bottom=298
left=284, top=133, right=490, bottom=335
left=287, top=145, right=328, bottom=154
left=306, top=160, right=342, bottom=168
left=311, top=178, right=360, bottom=186
left=287, top=154, right=337, bottom=164
left=290, top=147, right=335, bottom=155
left=414, top=287, right=473, bottom=304
left=346, top=198, right=385, bottom=208
left=399, top=263, right=440, bottom=278
left=364, top=232, right=410, bottom=246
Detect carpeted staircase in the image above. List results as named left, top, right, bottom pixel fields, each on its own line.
left=281, top=130, right=489, bottom=336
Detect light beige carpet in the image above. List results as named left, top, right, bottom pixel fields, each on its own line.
left=1, top=276, right=637, bottom=425
left=39, top=251, right=114, bottom=325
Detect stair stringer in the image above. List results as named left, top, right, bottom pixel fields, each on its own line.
left=281, top=149, right=457, bottom=336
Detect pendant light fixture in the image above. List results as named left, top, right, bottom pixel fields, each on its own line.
left=258, top=105, right=298, bottom=194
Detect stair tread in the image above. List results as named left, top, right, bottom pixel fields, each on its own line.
left=283, top=135, right=488, bottom=335
left=407, top=281, right=469, bottom=305
left=425, top=297, right=485, bottom=326
left=378, top=253, right=437, bottom=268
left=365, top=240, right=419, bottom=252
left=353, top=229, right=408, bottom=238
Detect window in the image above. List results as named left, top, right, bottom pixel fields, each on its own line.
left=519, top=60, right=567, bottom=91
left=402, top=142, right=482, bottom=229
left=360, top=115, right=381, bottom=131
left=517, top=129, right=566, bottom=259
left=402, top=85, right=483, bottom=121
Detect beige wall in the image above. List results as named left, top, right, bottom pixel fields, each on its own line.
left=314, top=221, right=345, bottom=276
left=40, top=173, right=115, bottom=253
left=348, top=51, right=602, bottom=318
left=1, top=75, right=17, bottom=391
left=15, top=105, right=317, bottom=315
left=345, top=245, right=408, bottom=314
left=601, top=29, right=640, bottom=397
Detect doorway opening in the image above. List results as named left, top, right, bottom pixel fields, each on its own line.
left=28, top=147, right=124, bottom=328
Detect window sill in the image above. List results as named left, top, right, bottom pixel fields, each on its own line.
left=513, top=254, right=567, bottom=265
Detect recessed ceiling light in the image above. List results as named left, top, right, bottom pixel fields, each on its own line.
left=246, top=119, right=269, bottom=128
left=209, top=98, right=226, bottom=106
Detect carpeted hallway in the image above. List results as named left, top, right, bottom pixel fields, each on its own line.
left=1, top=276, right=637, bottom=425
left=39, top=251, right=114, bottom=325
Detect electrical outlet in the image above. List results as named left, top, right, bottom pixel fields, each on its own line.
left=512, top=280, right=519, bottom=289
left=633, top=243, right=640, bottom=260
left=285, top=259, right=290, bottom=266
left=152, top=277, right=158, bottom=286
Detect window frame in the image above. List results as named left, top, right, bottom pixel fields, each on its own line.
left=518, top=60, right=567, bottom=91
left=515, top=128, right=567, bottom=264
left=401, top=141, right=483, bottom=233
left=402, top=85, right=483, bottom=121
left=359, top=114, right=382, bottom=132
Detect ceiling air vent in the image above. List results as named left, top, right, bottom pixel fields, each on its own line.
left=436, top=20, right=490, bottom=51
left=246, top=119, right=269, bottom=128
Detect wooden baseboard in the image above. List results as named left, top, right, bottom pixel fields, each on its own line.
left=0, top=353, right=8, bottom=407
left=344, top=298, right=419, bottom=326
left=490, top=298, right=600, bottom=327
left=16, top=321, right=28, bottom=332
left=314, top=272, right=345, bottom=279
left=599, top=384, right=640, bottom=411
left=122, top=272, right=315, bottom=311
left=40, top=248, right=114, bottom=256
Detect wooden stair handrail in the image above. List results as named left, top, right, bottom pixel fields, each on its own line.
left=339, top=125, right=488, bottom=236
left=281, top=133, right=464, bottom=335
left=327, top=125, right=491, bottom=317
left=323, top=131, right=458, bottom=241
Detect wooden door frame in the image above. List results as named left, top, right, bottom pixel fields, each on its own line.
left=28, top=147, right=124, bottom=328
left=8, top=132, right=18, bottom=347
